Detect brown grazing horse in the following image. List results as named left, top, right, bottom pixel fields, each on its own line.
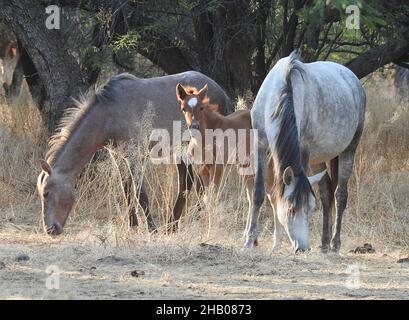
left=171, top=83, right=274, bottom=240
left=37, top=71, right=233, bottom=235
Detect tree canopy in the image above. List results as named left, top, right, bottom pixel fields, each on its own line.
left=0, top=0, right=408, bottom=130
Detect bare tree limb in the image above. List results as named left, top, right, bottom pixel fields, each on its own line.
left=345, top=36, right=409, bottom=79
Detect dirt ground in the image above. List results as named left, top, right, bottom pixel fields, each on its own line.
left=0, top=225, right=408, bottom=300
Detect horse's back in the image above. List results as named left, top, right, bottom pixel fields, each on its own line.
left=251, top=54, right=365, bottom=163
left=295, top=61, right=365, bottom=163
left=105, top=71, right=232, bottom=139
left=226, top=109, right=250, bottom=122
left=139, top=71, right=233, bottom=114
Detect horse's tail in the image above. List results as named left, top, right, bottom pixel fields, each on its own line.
left=283, top=51, right=305, bottom=95
left=329, top=157, right=339, bottom=211
left=270, top=51, right=309, bottom=209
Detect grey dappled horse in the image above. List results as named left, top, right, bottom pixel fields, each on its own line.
left=245, top=52, right=366, bottom=253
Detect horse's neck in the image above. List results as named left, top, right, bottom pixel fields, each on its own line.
left=201, top=111, right=224, bottom=131
left=52, top=108, right=109, bottom=181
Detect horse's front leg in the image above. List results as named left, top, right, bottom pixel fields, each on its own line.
left=268, top=194, right=283, bottom=253
left=265, top=158, right=281, bottom=252
left=244, top=145, right=266, bottom=249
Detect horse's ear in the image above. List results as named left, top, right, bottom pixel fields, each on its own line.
left=197, top=84, right=208, bottom=101
left=40, top=159, right=52, bottom=176
left=176, top=83, right=188, bottom=102
left=283, top=166, right=294, bottom=186
left=308, top=170, right=327, bottom=186
left=8, top=42, right=18, bottom=59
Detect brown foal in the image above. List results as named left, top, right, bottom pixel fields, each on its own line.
left=173, top=83, right=274, bottom=240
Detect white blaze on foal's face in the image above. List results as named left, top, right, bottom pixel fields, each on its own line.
left=175, top=83, right=209, bottom=131
left=187, top=97, right=198, bottom=107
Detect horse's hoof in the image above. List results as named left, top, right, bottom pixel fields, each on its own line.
left=148, top=226, right=158, bottom=234
left=320, top=245, right=330, bottom=254
left=272, top=245, right=281, bottom=254
left=166, top=223, right=178, bottom=234
left=330, top=246, right=340, bottom=254
left=243, top=238, right=258, bottom=250
left=129, top=214, right=138, bottom=227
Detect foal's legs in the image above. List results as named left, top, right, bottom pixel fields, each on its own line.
left=331, top=130, right=362, bottom=252
left=210, top=163, right=224, bottom=187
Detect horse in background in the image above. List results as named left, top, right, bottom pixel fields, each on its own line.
left=394, top=65, right=409, bottom=101
left=37, top=71, right=233, bottom=235
left=246, top=52, right=365, bottom=253
left=0, top=41, right=19, bottom=96
left=171, top=83, right=275, bottom=240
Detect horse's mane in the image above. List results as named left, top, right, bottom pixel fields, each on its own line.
left=46, top=73, right=137, bottom=164
left=271, top=51, right=313, bottom=212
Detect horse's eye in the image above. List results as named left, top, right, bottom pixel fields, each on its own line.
left=182, top=108, right=186, bottom=113
left=43, top=191, right=49, bottom=198
left=200, top=106, right=204, bottom=111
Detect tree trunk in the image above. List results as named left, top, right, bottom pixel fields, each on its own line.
left=345, top=37, right=409, bottom=79
left=193, top=0, right=256, bottom=97
left=0, top=0, right=87, bottom=133
left=253, top=0, right=272, bottom=94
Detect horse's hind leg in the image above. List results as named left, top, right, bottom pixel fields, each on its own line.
left=124, top=176, right=139, bottom=227
left=331, top=130, right=362, bottom=252
left=169, top=161, right=195, bottom=232
left=312, top=162, right=334, bottom=253
left=124, top=176, right=156, bottom=232
left=139, top=183, right=156, bottom=232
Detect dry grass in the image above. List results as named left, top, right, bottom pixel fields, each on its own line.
left=0, top=75, right=408, bottom=299
left=0, top=75, right=408, bottom=251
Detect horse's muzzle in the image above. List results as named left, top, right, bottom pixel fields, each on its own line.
left=46, top=222, right=63, bottom=236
